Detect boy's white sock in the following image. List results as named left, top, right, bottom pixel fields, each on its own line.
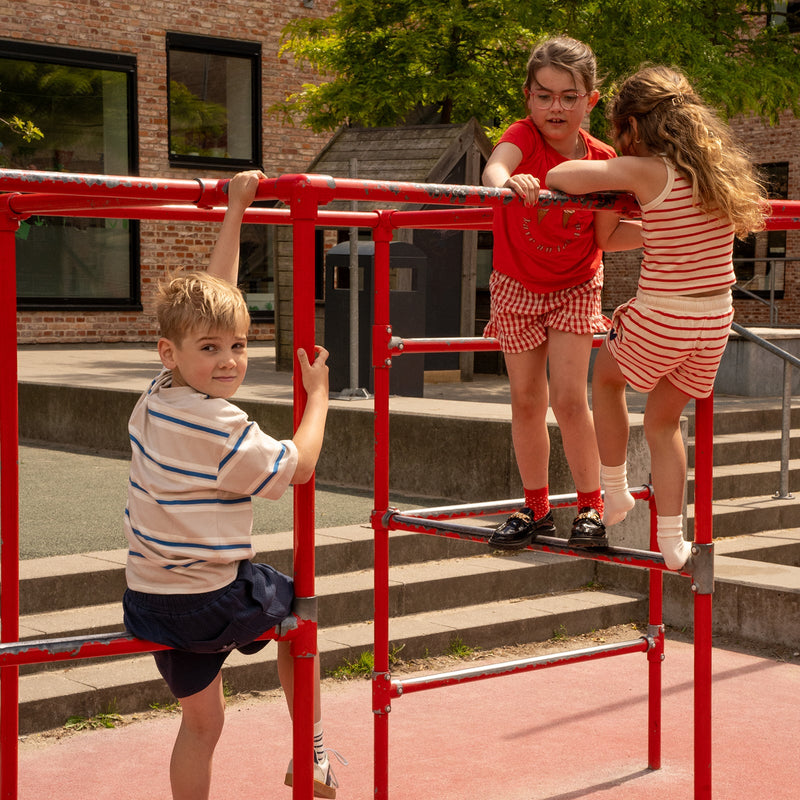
left=657, top=514, right=692, bottom=571
left=601, top=463, right=636, bottom=526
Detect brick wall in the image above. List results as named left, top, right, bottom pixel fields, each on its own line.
left=604, top=111, right=800, bottom=327
left=3, top=0, right=336, bottom=343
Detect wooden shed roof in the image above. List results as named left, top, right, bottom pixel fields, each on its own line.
left=304, top=118, right=492, bottom=210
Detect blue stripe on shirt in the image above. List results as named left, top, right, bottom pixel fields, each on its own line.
left=128, top=519, right=251, bottom=553
left=219, top=423, right=253, bottom=471
left=253, top=443, right=288, bottom=494
left=128, top=479, right=250, bottom=506
left=147, top=408, right=231, bottom=438
left=130, top=434, right=217, bottom=480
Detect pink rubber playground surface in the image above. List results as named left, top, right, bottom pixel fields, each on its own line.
left=17, top=636, right=800, bottom=799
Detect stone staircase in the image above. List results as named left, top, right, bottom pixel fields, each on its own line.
left=12, top=397, right=800, bottom=735
left=16, top=523, right=645, bottom=734
left=662, top=401, right=800, bottom=646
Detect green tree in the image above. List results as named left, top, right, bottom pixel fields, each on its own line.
left=274, top=0, right=800, bottom=139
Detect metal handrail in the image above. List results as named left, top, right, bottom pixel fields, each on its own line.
left=730, top=321, right=800, bottom=498
left=733, top=257, right=800, bottom=326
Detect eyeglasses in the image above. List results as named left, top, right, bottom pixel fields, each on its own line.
left=528, top=90, right=588, bottom=110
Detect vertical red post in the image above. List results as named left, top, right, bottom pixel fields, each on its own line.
left=289, top=185, right=318, bottom=800
left=0, top=206, right=20, bottom=799
left=647, top=490, right=663, bottom=770
left=693, top=394, right=714, bottom=800
left=371, top=214, right=394, bottom=800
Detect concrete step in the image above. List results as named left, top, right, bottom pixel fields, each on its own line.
left=688, top=429, right=800, bottom=467
left=712, top=528, right=800, bottom=566
left=17, top=544, right=596, bottom=675
left=687, top=493, right=800, bottom=538
left=686, top=458, right=800, bottom=503
left=18, top=525, right=491, bottom=616
left=663, top=543, right=800, bottom=652
left=17, top=587, right=645, bottom=734
left=686, top=402, right=800, bottom=436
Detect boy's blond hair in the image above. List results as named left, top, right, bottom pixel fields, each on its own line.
left=156, top=271, right=251, bottom=343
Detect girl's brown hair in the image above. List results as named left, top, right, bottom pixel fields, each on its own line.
left=609, top=65, right=767, bottom=236
left=525, top=36, right=599, bottom=94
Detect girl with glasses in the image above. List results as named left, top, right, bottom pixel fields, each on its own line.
left=482, top=37, right=622, bottom=551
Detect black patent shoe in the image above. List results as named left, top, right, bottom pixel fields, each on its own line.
left=488, top=507, right=556, bottom=551
left=568, top=507, right=608, bottom=548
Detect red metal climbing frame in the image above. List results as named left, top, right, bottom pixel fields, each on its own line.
left=0, top=167, right=798, bottom=799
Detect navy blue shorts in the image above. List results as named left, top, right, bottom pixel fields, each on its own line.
left=123, top=560, right=294, bottom=698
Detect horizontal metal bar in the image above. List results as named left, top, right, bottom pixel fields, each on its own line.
left=0, top=622, right=300, bottom=668
left=390, top=336, right=502, bottom=355
left=390, top=332, right=608, bottom=357
left=392, top=637, right=652, bottom=697
left=389, top=485, right=652, bottom=522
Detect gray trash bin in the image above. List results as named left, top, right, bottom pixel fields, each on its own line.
left=324, top=240, right=427, bottom=396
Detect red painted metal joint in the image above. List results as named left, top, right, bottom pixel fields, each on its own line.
left=372, top=671, right=393, bottom=716
left=372, top=324, right=394, bottom=369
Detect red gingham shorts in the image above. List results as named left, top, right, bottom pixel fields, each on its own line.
left=483, top=268, right=610, bottom=354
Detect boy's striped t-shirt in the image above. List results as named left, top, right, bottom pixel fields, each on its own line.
left=124, top=369, right=298, bottom=594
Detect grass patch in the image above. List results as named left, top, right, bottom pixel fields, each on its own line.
left=550, top=624, right=568, bottom=642
left=64, top=709, right=123, bottom=731
left=328, top=644, right=406, bottom=680
left=447, top=636, right=477, bottom=659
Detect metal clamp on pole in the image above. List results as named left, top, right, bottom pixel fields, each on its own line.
left=372, top=671, right=393, bottom=715
left=687, top=542, right=714, bottom=595
left=292, top=595, right=319, bottom=623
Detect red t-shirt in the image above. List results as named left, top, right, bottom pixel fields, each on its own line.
left=492, top=118, right=616, bottom=294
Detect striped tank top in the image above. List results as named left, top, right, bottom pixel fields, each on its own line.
left=638, top=159, right=735, bottom=295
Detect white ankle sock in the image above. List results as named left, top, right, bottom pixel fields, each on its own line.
left=657, top=515, right=692, bottom=570
left=601, top=463, right=635, bottom=526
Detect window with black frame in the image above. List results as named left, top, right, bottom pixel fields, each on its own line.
left=167, top=33, right=261, bottom=168
left=238, top=216, right=277, bottom=323
left=0, top=41, right=138, bottom=309
left=733, top=162, right=788, bottom=300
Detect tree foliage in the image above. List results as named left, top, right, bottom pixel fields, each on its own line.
left=273, top=0, right=800, bottom=139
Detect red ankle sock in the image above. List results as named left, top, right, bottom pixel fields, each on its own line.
left=577, top=488, right=604, bottom=516
left=524, top=486, right=550, bottom=520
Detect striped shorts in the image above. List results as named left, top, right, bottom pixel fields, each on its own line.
left=483, top=268, right=609, bottom=354
left=607, top=289, right=734, bottom=399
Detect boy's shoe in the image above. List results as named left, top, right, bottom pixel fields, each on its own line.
left=488, top=507, right=556, bottom=550
left=285, top=750, right=346, bottom=799
left=568, top=507, right=608, bottom=548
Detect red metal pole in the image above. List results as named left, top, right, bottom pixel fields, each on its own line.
left=693, top=394, right=715, bottom=800
left=289, top=186, right=319, bottom=800
left=371, top=214, right=394, bottom=800
left=0, top=203, right=21, bottom=799
left=647, top=490, right=663, bottom=770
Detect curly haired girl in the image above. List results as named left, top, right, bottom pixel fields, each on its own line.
left=546, top=64, right=767, bottom=569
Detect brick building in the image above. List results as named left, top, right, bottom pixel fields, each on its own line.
left=1, top=0, right=336, bottom=344
left=2, top=2, right=798, bottom=349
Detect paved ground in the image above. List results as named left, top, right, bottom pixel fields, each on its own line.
left=12, top=343, right=800, bottom=798
left=16, top=636, right=800, bottom=799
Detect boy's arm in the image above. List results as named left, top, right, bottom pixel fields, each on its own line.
left=291, top=346, right=330, bottom=484
left=207, top=170, right=266, bottom=284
